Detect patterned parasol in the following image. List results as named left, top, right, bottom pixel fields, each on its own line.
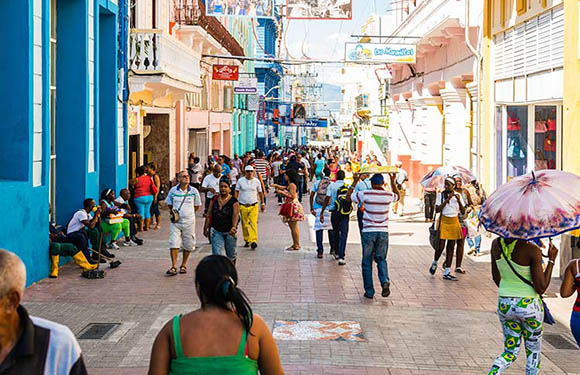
left=479, top=170, right=580, bottom=240
left=420, top=166, right=476, bottom=190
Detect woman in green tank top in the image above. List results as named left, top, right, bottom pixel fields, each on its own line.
left=148, top=255, right=284, bottom=375
left=488, top=238, right=558, bottom=375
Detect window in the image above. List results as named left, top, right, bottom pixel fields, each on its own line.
left=506, top=105, right=528, bottom=179
left=212, top=82, right=220, bottom=111
left=533, top=105, right=557, bottom=170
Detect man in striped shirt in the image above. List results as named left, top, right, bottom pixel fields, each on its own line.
left=351, top=173, right=399, bottom=299
left=253, top=151, right=270, bottom=195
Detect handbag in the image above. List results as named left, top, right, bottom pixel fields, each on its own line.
left=429, top=214, right=442, bottom=252
left=534, top=121, right=547, bottom=133
left=546, top=118, right=556, bottom=131
left=534, top=150, right=548, bottom=170
left=499, top=242, right=555, bottom=325
left=544, top=134, right=556, bottom=152
left=507, top=114, right=521, bottom=131
left=108, top=214, right=124, bottom=224
left=507, top=138, right=525, bottom=159
left=170, top=187, right=190, bottom=223
left=279, top=201, right=294, bottom=217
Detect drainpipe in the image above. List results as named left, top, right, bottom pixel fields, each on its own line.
left=465, top=0, right=483, bottom=181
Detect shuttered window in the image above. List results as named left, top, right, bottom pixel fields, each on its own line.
left=493, top=5, right=563, bottom=80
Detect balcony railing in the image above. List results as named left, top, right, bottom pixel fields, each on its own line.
left=173, top=0, right=245, bottom=57
left=129, top=29, right=201, bottom=88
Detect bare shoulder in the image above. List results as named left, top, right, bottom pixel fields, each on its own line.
left=250, top=313, right=270, bottom=336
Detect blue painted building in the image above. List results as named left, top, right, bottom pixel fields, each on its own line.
left=0, top=0, right=128, bottom=284
left=254, top=16, right=281, bottom=152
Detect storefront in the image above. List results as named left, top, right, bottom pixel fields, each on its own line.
left=491, top=4, right=563, bottom=188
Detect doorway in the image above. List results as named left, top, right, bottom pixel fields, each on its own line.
left=143, top=113, right=170, bottom=183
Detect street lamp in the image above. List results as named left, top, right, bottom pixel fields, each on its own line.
left=264, top=85, right=280, bottom=98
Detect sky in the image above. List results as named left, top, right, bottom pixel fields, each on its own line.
left=278, top=0, right=391, bottom=85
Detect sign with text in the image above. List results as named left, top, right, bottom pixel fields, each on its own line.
left=207, top=0, right=274, bottom=18
left=234, top=77, right=258, bottom=94
left=257, top=96, right=266, bottom=121
left=345, top=43, right=416, bottom=64
left=212, top=65, right=239, bottom=81
left=287, top=0, right=352, bottom=20
left=247, top=94, right=259, bottom=111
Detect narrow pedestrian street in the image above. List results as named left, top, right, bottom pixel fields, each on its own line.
left=23, top=193, right=580, bottom=375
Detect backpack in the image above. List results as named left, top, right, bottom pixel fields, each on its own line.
left=315, top=178, right=331, bottom=206
left=335, top=185, right=353, bottom=217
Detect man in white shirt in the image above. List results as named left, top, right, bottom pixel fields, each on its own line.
left=351, top=173, right=399, bottom=299
left=393, top=161, right=408, bottom=216
left=200, top=164, right=221, bottom=217
left=235, top=166, right=264, bottom=249
left=188, top=157, right=204, bottom=190
left=165, top=170, right=202, bottom=276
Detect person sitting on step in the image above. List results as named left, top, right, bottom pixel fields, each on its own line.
left=67, top=198, right=115, bottom=262
left=99, top=189, right=136, bottom=249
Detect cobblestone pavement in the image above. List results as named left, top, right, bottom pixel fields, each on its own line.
left=24, top=192, right=580, bottom=374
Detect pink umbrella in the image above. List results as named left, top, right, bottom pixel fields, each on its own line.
left=420, top=166, right=476, bottom=190
left=479, top=170, right=580, bottom=240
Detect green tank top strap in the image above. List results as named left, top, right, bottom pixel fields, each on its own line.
left=500, top=238, right=517, bottom=260
left=236, top=328, right=248, bottom=357
left=172, top=315, right=184, bottom=358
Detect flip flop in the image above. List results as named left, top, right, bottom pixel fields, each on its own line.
left=179, top=266, right=187, bottom=274
left=166, top=267, right=177, bottom=276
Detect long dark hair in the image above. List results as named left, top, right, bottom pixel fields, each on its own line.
left=285, top=168, right=299, bottom=186
left=195, top=255, right=253, bottom=333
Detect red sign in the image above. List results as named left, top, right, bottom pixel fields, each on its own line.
left=212, top=65, right=239, bottom=81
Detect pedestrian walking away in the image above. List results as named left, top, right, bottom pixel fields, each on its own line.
left=148, top=255, right=284, bottom=375
left=273, top=169, right=305, bottom=251
left=132, top=166, right=158, bottom=231
left=453, top=175, right=474, bottom=274
left=235, top=166, right=265, bottom=250
left=560, top=256, right=580, bottom=348
left=351, top=173, right=399, bottom=299
left=353, top=172, right=372, bottom=233
left=148, top=162, right=162, bottom=230
left=392, top=161, right=408, bottom=216
left=165, top=171, right=202, bottom=276
left=310, top=167, right=333, bottom=258
left=429, top=177, right=465, bottom=281
left=204, top=177, right=240, bottom=264
left=320, top=170, right=350, bottom=265
left=488, top=238, right=558, bottom=375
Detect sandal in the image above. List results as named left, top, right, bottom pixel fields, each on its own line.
left=179, top=265, right=187, bottom=274
left=166, top=267, right=178, bottom=276
left=455, top=267, right=466, bottom=274
left=285, top=246, right=300, bottom=251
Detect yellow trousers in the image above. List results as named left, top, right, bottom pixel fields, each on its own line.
left=240, top=204, right=259, bottom=244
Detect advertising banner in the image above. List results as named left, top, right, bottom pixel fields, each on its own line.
left=212, top=65, right=239, bottom=81
left=234, top=77, right=258, bottom=94
left=345, top=43, right=416, bottom=64
left=257, top=96, right=266, bottom=121
left=292, top=103, right=306, bottom=125
left=206, top=0, right=274, bottom=18
left=287, top=0, right=352, bottom=20
left=302, top=118, right=328, bottom=128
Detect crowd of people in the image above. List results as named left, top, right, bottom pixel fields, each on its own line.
left=3, top=146, right=580, bottom=375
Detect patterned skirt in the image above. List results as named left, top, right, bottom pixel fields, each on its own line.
left=282, top=199, right=305, bottom=223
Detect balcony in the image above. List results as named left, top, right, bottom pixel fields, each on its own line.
left=129, top=29, right=202, bottom=92
left=173, top=0, right=245, bottom=57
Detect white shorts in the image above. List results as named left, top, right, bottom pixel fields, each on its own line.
left=169, top=222, right=196, bottom=251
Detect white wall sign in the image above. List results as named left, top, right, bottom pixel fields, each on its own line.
left=234, top=77, right=258, bottom=94
left=345, top=43, right=416, bottom=64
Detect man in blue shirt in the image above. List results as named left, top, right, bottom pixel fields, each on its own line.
left=309, top=168, right=333, bottom=258
left=353, top=173, right=372, bottom=233
left=218, top=156, right=231, bottom=177
left=320, top=170, right=349, bottom=265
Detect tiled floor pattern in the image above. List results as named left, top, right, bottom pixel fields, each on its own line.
left=273, top=320, right=365, bottom=342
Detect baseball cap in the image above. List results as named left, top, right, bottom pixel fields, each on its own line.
left=250, top=153, right=256, bottom=157
left=245, top=165, right=254, bottom=171
left=370, top=173, right=384, bottom=185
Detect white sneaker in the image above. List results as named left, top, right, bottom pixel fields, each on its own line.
left=123, top=240, right=136, bottom=247
left=110, top=242, right=120, bottom=250
left=338, top=258, right=346, bottom=266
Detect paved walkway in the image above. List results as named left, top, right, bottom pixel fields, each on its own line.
left=23, top=192, right=580, bottom=374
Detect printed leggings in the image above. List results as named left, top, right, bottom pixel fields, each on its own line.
left=101, top=219, right=131, bottom=243
left=489, top=296, right=544, bottom=375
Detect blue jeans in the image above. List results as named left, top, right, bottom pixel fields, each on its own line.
left=572, top=310, right=580, bottom=349
left=330, top=211, right=349, bottom=259
left=361, top=232, right=389, bottom=296
left=315, top=230, right=332, bottom=255
left=210, top=228, right=237, bottom=261
left=466, top=235, right=482, bottom=253
left=298, top=176, right=304, bottom=202
left=357, top=208, right=364, bottom=234
left=134, top=195, right=153, bottom=219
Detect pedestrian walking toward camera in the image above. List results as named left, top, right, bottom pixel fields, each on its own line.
left=204, top=177, right=240, bottom=264
left=429, top=177, right=465, bottom=281
left=393, top=161, right=408, bottom=216
left=200, top=165, right=222, bottom=217
left=453, top=175, right=473, bottom=274
left=351, top=173, right=399, bottom=299
left=235, top=166, right=265, bottom=250
left=165, top=171, right=202, bottom=276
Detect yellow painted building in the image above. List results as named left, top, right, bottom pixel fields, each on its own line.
left=481, top=0, right=580, bottom=192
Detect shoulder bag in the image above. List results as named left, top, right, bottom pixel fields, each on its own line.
left=170, top=188, right=190, bottom=224
left=429, top=213, right=442, bottom=252
left=499, top=243, right=555, bottom=325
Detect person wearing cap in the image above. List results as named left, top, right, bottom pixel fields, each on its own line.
left=392, top=161, right=408, bottom=216
left=429, top=177, right=466, bottom=281
left=351, top=173, right=399, bottom=299
left=235, top=165, right=265, bottom=250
